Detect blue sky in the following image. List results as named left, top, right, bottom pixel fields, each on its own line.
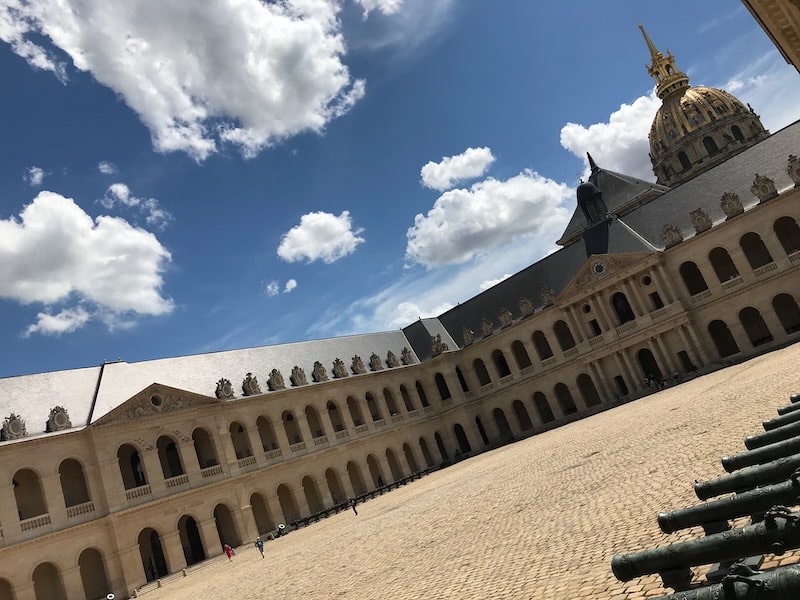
left=1, top=0, right=799, bottom=378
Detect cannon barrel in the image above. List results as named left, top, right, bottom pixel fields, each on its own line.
left=777, top=402, right=800, bottom=416
left=721, top=436, right=800, bottom=473
left=745, top=422, right=800, bottom=450
left=695, top=455, right=800, bottom=501
left=611, top=507, right=800, bottom=582
left=763, top=410, right=800, bottom=431
left=648, top=564, right=800, bottom=599
left=791, top=393, right=800, bottom=404
left=659, top=475, right=800, bottom=534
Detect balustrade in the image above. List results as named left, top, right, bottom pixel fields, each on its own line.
left=65, top=501, right=95, bottom=519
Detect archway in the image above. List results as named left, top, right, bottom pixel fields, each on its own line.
left=740, top=232, right=773, bottom=269
left=577, top=374, right=602, bottom=407
left=282, top=412, right=303, bottom=445
left=455, top=367, right=470, bottom=393
left=400, top=385, right=416, bottom=411
left=532, top=330, right=553, bottom=360
left=709, top=247, right=739, bottom=282
left=383, top=388, right=399, bottom=416
left=367, top=455, right=385, bottom=487
left=32, top=562, right=66, bottom=600
left=473, top=359, right=491, bottom=386
left=403, top=443, right=420, bottom=472
left=475, top=416, right=490, bottom=446
left=636, top=349, right=663, bottom=382
left=326, top=401, right=345, bottom=432
left=512, top=400, right=533, bottom=431
left=533, top=392, right=555, bottom=423
left=347, top=396, right=366, bottom=427
left=554, top=383, right=577, bottom=415
left=325, top=468, right=345, bottom=504
left=13, top=468, right=47, bottom=520
left=277, top=484, right=300, bottom=524
left=434, top=432, right=449, bottom=461
left=366, top=393, right=383, bottom=421
left=59, top=458, right=90, bottom=508
left=118, top=443, right=146, bottom=489
left=419, top=437, right=435, bottom=468
left=250, top=493, right=275, bottom=535
left=305, top=405, right=325, bottom=439
left=178, top=515, right=206, bottom=566
left=346, top=462, right=367, bottom=496
left=773, top=293, right=800, bottom=334
left=79, top=548, right=110, bottom=600
left=553, top=320, right=576, bottom=350
left=257, top=416, right=279, bottom=451
left=708, top=320, right=741, bottom=358
left=386, top=448, right=404, bottom=480
left=213, top=504, right=241, bottom=548
left=416, top=381, right=430, bottom=407
left=454, top=424, right=472, bottom=454
left=492, top=350, right=511, bottom=378
left=679, top=261, right=708, bottom=295
left=157, top=435, right=184, bottom=478
left=512, top=340, right=532, bottom=369
left=192, top=428, right=219, bottom=469
left=229, top=421, right=253, bottom=458
left=435, top=373, right=451, bottom=401
left=138, top=527, right=168, bottom=582
left=302, top=476, right=324, bottom=513
left=492, top=408, right=513, bottom=441
left=611, top=292, right=635, bottom=324
left=739, top=307, right=773, bottom=347
left=703, top=135, right=719, bottom=156
left=0, top=579, right=14, bottom=600
left=774, top=216, right=800, bottom=255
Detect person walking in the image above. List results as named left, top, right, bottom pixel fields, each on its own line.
left=223, top=543, right=235, bottom=561
left=350, top=498, right=358, bottom=516
left=254, top=537, right=265, bottom=559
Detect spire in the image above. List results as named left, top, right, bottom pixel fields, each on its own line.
left=638, top=23, right=690, bottom=100
left=586, top=152, right=599, bottom=173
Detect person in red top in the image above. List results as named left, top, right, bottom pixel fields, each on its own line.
left=223, top=544, right=234, bottom=561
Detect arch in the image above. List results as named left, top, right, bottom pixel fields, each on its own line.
left=403, top=443, right=420, bottom=473
left=731, top=125, right=744, bottom=142
left=703, top=136, right=719, bottom=156
left=475, top=416, right=490, bottom=446
left=492, top=350, right=512, bottom=378
left=511, top=340, right=532, bottom=369
left=346, top=396, right=366, bottom=427
left=434, top=432, right=449, bottom=461
left=256, top=416, right=280, bottom=451
left=366, top=392, right=383, bottom=421
left=383, top=388, right=400, bottom=416
left=455, top=367, right=470, bottom=393
left=117, top=443, right=146, bottom=489
left=773, top=293, right=800, bottom=334
left=740, top=232, right=773, bottom=269
left=419, top=437, right=435, bottom=468
left=473, top=359, right=491, bottom=386
left=190, top=428, right=218, bottom=470
left=435, top=373, right=452, bottom=401
left=229, top=421, right=253, bottom=458
left=0, top=579, right=14, bottom=600
left=386, top=448, right=404, bottom=481
left=553, top=320, right=576, bottom=351
left=532, top=330, right=553, bottom=360
left=415, top=381, right=430, bottom=407
left=677, top=150, right=691, bottom=170
left=32, top=562, right=66, bottom=600
left=400, top=385, right=416, bottom=411
left=305, top=405, right=325, bottom=439
left=58, top=458, right=90, bottom=507
left=346, top=461, right=368, bottom=496
left=679, top=261, right=709, bottom=295
left=325, top=468, right=346, bottom=504
left=512, top=399, right=533, bottom=431
left=366, top=455, right=385, bottom=488
left=78, top=548, right=111, bottom=599
left=13, top=468, right=47, bottom=520
left=178, top=515, right=207, bottom=566
left=302, top=475, right=324, bottom=513
left=774, top=216, right=800, bottom=255
left=577, top=374, right=602, bottom=407
left=533, top=391, right=555, bottom=423
left=611, top=292, right=635, bottom=325
left=157, top=435, right=185, bottom=479
left=708, top=320, right=741, bottom=358
left=326, top=401, right=345, bottom=432
left=636, top=348, right=663, bottom=382
left=276, top=484, right=300, bottom=523
left=137, top=527, right=168, bottom=582
left=454, top=424, right=472, bottom=454
left=492, top=407, right=513, bottom=441
left=709, top=247, right=739, bottom=282
left=554, top=383, right=577, bottom=415
left=250, top=493, right=275, bottom=536
left=213, top=503, right=242, bottom=548
left=739, top=307, right=774, bottom=347
left=282, top=412, right=303, bottom=445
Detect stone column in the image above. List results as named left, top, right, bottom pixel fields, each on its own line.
left=161, top=529, right=187, bottom=573
left=293, top=485, right=311, bottom=517
left=211, top=417, right=238, bottom=475
left=623, top=278, right=646, bottom=317
left=612, top=353, right=630, bottom=395
left=646, top=338, right=669, bottom=377
left=654, top=335, right=678, bottom=374
left=275, top=419, right=294, bottom=452
left=619, top=349, right=643, bottom=391
left=594, top=292, right=615, bottom=331
left=41, top=474, right=67, bottom=527
left=296, top=413, right=316, bottom=444
left=726, top=245, right=752, bottom=283
left=761, top=232, right=791, bottom=269
left=244, top=427, right=266, bottom=465
left=684, top=321, right=711, bottom=365
left=179, top=440, right=202, bottom=484
left=758, top=306, right=789, bottom=344
left=653, top=264, right=677, bottom=304
left=565, top=306, right=585, bottom=343
left=265, top=495, right=285, bottom=528
left=588, top=361, right=612, bottom=401
left=198, top=518, right=223, bottom=558
left=677, top=324, right=703, bottom=369
left=96, top=457, right=126, bottom=511
left=234, top=505, right=259, bottom=544
left=140, top=449, right=166, bottom=494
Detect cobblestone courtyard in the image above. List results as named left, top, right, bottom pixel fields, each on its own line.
left=145, top=344, right=800, bottom=600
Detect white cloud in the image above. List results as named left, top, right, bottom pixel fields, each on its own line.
left=278, top=210, right=364, bottom=264
left=479, top=274, right=511, bottom=292
left=284, top=279, right=298, bottom=293
left=560, top=91, right=661, bottom=182
left=24, top=306, right=90, bottom=337
left=406, top=170, right=571, bottom=268
left=0, top=191, right=173, bottom=335
left=265, top=280, right=280, bottom=297
left=420, top=146, right=495, bottom=191
left=101, top=183, right=172, bottom=230
left=23, top=166, right=46, bottom=186
left=354, top=0, right=403, bottom=17
left=98, top=161, right=117, bottom=174
left=0, top=0, right=366, bottom=160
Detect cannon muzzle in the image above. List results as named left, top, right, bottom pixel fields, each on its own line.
left=722, top=436, right=800, bottom=473
left=777, top=402, right=800, bottom=416
left=763, top=410, right=800, bottom=431
left=695, top=455, right=800, bottom=500
left=745, top=422, right=800, bottom=450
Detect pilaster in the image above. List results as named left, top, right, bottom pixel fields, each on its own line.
left=160, top=529, right=187, bottom=573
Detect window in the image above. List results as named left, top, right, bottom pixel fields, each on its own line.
left=649, top=292, right=664, bottom=310
left=589, top=319, right=601, bottom=336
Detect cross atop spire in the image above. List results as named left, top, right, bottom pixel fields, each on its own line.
left=638, top=23, right=690, bottom=100
left=638, top=23, right=661, bottom=61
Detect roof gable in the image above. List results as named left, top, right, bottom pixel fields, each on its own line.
left=92, top=383, right=222, bottom=426
left=558, top=252, right=653, bottom=301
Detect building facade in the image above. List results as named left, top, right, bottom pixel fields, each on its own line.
left=1, top=27, right=800, bottom=600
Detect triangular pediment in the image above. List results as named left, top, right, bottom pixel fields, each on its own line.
left=92, top=383, right=223, bottom=426
left=557, top=252, right=652, bottom=301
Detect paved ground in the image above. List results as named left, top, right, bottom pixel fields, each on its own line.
left=144, top=344, right=800, bottom=600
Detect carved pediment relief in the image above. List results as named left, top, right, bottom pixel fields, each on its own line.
left=557, top=253, right=652, bottom=301
left=93, top=384, right=222, bottom=427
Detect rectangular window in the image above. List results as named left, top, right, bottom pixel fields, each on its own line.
left=649, top=291, right=664, bottom=310
left=589, top=319, right=601, bottom=336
